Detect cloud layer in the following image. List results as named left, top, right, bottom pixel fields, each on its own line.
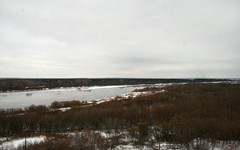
left=1, top=0, right=240, bottom=78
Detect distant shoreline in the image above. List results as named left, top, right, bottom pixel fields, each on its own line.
left=0, top=78, right=234, bottom=92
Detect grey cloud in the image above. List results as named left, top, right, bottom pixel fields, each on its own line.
left=0, top=0, right=240, bottom=78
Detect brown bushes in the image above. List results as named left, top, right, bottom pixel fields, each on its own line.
left=0, top=83, right=240, bottom=146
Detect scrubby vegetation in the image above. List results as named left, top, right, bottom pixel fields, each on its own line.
left=1, top=83, right=240, bottom=149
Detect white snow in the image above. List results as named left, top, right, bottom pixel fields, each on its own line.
left=85, top=85, right=129, bottom=90
left=1, top=131, right=239, bottom=150
left=112, top=145, right=153, bottom=150
left=0, top=137, right=7, bottom=143
left=58, top=107, right=71, bottom=112
left=86, top=89, right=165, bottom=105
left=0, top=136, right=46, bottom=149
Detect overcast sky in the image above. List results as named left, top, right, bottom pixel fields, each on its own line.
left=0, top=0, right=240, bottom=78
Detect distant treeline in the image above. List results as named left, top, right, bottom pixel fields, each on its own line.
left=0, top=78, right=231, bottom=91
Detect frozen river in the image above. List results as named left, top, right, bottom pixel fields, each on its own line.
left=0, top=85, right=147, bottom=109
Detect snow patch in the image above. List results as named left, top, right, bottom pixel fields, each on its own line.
left=80, top=85, right=129, bottom=91
left=0, top=136, right=46, bottom=149
left=58, top=107, right=71, bottom=112
left=112, top=145, right=152, bottom=150
left=85, top=89, right=165, bottom=106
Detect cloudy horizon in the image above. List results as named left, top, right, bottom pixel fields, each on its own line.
left=0, top=0, right=240, bottom=78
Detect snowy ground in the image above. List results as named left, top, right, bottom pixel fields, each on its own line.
left=88, top=90, right=164, bottom=105
left=1, top=132, right=240, bottom=150
left=0, top=136, right=46, bottom=149
left=69, top=130, right=240, bottom=150
left=111, top=141, right=240, bottom=150
left=54, top=90, right=165, bottom=112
